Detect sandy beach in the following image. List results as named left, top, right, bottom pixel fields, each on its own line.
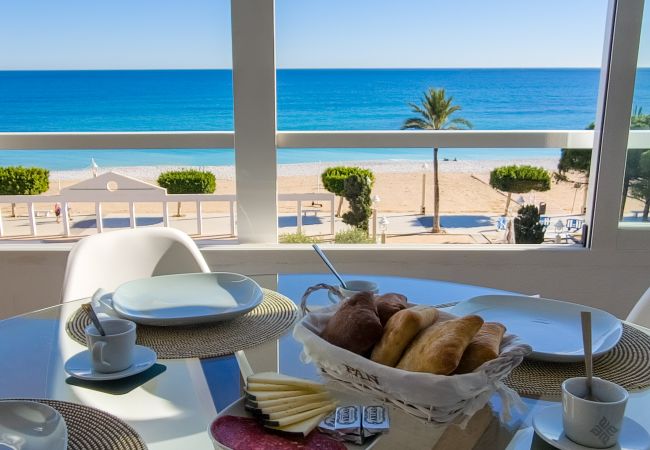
left=3, top=157, right=631, bottom=219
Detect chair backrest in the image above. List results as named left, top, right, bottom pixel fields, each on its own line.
left=540, top=217, right=551, bottom=227
left=61, top=228, right=210, bottom=303
left=627, top=286, right=650, bottom=328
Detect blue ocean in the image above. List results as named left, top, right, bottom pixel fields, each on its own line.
left=1, top=68, right=649, bottom=170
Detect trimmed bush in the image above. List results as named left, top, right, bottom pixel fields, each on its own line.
left=489, top=165, right=551, bottom=193
left=489, top=165, right=551, bottom=215
left=0, top=166, right=50, bottom=217
left=321, top=166, right=375, bottom=196
left=342, top=173, right=373, bottom=231
left=279, top=232, right=320, bottom=244
left=514, top=205, right=546, bottom=244
left=334, top=228, right=375, bottom=244
left=157, top=169, right=216, bottom=216
left=321, top=166, right=375, bottom=217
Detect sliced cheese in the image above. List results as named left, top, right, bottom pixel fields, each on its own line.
left=264, top=401, right=337, bottom=420
left=247, top=372, right=325, bottom=390
left=247, top=392, right=330, bottom=409
left=246, top=382, right=314, bottom=392
left=266, top=411, right=330, bottom=436
left=263, top=403, right=337, bottom=427
left=245, top=390, right=307, bottom=401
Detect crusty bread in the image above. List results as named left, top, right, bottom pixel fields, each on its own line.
left=396, top=315, right=484, bottom=375
left=370, top=306, right=439, bottom=367
left=321, top=291, right=383, bottom=355
left=375, top=293, right=408, bottom=326
left=454, top=322, right=506, bottom=374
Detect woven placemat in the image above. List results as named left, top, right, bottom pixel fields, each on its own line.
left=505, top=323, right=650, bottom=398
left=10, top=399, right=146, bottom=450
left=66, top=288, right=298, bottom=359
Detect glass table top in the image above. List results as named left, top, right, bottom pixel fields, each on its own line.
left=0, top=273, right=648, bottom=450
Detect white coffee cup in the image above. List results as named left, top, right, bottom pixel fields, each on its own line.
left=327, top=280, right=379, bottom=302
left=85, top=319, right=136, bottom=373
left=562, top=377, right=628, bottom=448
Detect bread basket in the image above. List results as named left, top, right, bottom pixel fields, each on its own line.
left=293, top=285, right=532, bottom=425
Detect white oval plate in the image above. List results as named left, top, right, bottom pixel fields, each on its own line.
left=111, top=272, right=263, bottom=326
left=449, top=295, right=622, bottom=362
left=0, top=400, right=67, bottom=450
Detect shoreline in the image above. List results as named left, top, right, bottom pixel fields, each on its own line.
left=49, top=157, right=561, bottom=181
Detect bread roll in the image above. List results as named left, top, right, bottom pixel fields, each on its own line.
left=454, top=322, right=506, bottom=374
left=375, top=293, right=408, bottom=326
left=321, top=291, right=383, bottom=355
left=370, top=306, right=439, bottom=367
left=396, top=315, right=484, bottom=375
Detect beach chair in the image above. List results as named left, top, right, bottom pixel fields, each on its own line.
left=540, top=216, right=551, bottom=228
left=496, top=216, right=508, bottom=231
left=565, top=218, right=584, bottom=231
left=61, top=227, right=210, bottom=303
left=627, top=286, right=650, bottom=328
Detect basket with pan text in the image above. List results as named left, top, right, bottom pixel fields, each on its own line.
left=293, top=285, right=532, bottom=424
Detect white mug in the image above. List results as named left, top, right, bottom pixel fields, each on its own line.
left=327, top=280, right=379, bottom=303
left=85, top=319, right=136, bottom=373
left=562, top=377, right=628, bottom=448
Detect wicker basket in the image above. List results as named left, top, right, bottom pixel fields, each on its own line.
left=293, top=285, right=532, bottom=425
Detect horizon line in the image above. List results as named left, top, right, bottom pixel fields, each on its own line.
left=0, top=66, right=625, bottom=72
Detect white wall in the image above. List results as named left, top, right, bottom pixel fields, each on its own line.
left=1, top=246, right=647, bottom=320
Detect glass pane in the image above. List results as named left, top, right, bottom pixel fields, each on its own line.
left=276, top=147, right=585, bottom=245
left=0, top=150, right=236, bottom=242
left=275, top=0, right=608, bottom=130
left=0, top=1, right=233, bottom=131
left=620, top=5, right=650, bottom=225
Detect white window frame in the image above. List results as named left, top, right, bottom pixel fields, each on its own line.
left=0, top=0, right=646, bottom=250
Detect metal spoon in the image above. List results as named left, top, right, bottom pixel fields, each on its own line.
left=312, top=244, right=348, bottom=289
left=82, top=302, right=106, bottom=336
left=581, top=311, right=596, bottom=401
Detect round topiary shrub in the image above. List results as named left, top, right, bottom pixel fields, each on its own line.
left=0, top=166, right=50, bottom=217
left=489, top=165, right=551, bottom=215
left=321, top=166, right=375, bottom=216
left=157, top=169, right=216, bottom=216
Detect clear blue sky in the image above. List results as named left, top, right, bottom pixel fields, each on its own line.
left=0, top=0, right=646, bottom=70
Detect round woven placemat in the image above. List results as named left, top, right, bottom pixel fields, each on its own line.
left=9, top=399, right=146, bottom=450
left=66, top=288, right=298, bottom=359
left=505, top=323, right=650, bottom=398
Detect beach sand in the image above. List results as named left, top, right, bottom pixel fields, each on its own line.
left=1, top=157, right=643, bottom=222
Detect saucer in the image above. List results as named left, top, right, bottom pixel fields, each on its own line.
left=64, top=345, right=157, bottom=381
left=532, top=405, right=650, bottom=450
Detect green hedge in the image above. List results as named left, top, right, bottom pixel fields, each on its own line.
left=321, top=166, right=375, bottom=196
left=279, top=232, right=320, bottom=244
left=334, top=228, right=374, bottom=244
left=0, top=166, right=50, bottom=195
left=157, top=170, right=216, bottom=194
left=489, top=165, right=551, bottom=194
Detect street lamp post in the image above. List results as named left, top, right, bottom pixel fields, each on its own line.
left=420, top=162, right=429, bottom=215
left=379, top=216, right=389, bottom=244
left=371, top=195, right=381, bottom=242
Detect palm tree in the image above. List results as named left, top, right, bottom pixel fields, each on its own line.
left=402, top=88, right=473, bottom=233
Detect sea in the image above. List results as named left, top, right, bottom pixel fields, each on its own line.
left=1, top=68, right=649, bottom=171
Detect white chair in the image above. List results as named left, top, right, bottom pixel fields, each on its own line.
left=61, top=228, right=210, bottom=303
left=627, top=286, right=650, bottom=328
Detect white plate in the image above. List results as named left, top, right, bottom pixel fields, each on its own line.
left=533, top=405, right=650, bottom=450
left=209, top=396, right=380, bottom=450
left=0, top=400, right=67, bottom=450
left=449, top=295, right=622, bottom=362
left=111, top=272, right=263, bottom=326
left=64, top=345, right=157, bottom=381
